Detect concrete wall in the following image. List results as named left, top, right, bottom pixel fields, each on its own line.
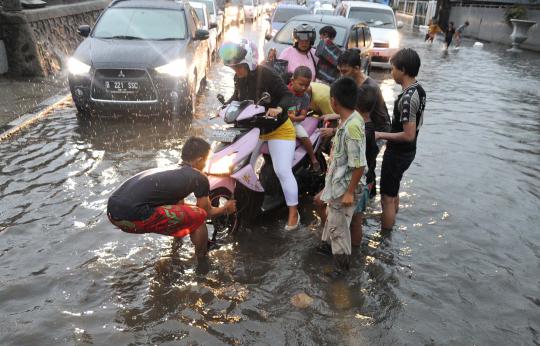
left=0, top=0, right=109, bottom=76
left=449, top=6, right=540, bottom=51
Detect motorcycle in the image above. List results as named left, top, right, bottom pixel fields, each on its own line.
left=205, top=92, right=327, bottom=237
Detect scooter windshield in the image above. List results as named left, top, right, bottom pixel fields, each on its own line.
left=224, top=100, right=254, bottom=124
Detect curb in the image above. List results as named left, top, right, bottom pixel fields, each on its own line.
left=0, top=91, right=71, bottom=141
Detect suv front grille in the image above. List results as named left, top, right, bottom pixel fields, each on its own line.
left=91, top=69, right=157, bottom=102
left=374, top=42, right=390, bottom=48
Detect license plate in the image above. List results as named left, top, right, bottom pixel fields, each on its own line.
left=105, top=80, right=139, bottom=93
left=210, top=129, right=240, bottom=143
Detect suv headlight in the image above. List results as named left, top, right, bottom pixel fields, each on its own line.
left=155, top=59, right=188, bottom=77
left=68, top=57, right=91, bottom=75
left=389, top=32, right=400, bottom=49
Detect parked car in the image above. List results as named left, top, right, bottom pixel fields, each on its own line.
left=313, top=4, right=334, bottom=16
left=243, top=0, right=258, bottom=21
left=334, top=1, right=402, bottom=68
left=266, top=4, right=311, bottom=38
left=190, top=1, right=219, bottom=63
left=264, top=14, right=373, bottom=74
left=224, top=0, right=245, bottom=28
left=191, top=0, right=224, bottom=38
left=67, top=0, right=210, bottom=118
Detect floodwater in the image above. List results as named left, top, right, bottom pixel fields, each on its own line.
left=1, top=19, right=540, bottom=345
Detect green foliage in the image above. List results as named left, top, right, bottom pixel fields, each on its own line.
left=505, top=5, right=528, bottom=25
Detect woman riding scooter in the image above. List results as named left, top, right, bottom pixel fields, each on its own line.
left=219, top=39, right=300, bottom=230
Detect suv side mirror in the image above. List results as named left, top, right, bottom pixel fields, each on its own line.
left=78, top=25, right=91, bottom=37
left=194, top=29, right=210, bottom=40
left=397, top=21, right=404, bottom=29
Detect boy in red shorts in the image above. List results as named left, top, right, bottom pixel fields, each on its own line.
left=107, top=137, right=236, bottom=259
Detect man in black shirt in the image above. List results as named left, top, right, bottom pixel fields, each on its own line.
left=107, top=137, right=236, bottom=259
left=376, top=48, right=426, bottom=231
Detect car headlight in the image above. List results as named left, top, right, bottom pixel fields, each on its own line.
left=155, top=59, right=188, bottom=77
left=389, top=32, right=400, bottom=49
left=68, top=57, right=91, bottom=75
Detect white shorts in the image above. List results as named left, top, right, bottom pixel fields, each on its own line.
left=294, top=123, right=308, bottom=138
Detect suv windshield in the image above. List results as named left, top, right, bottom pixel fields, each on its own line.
left=272, top=8, right=310, bottom=23
left=93, top=8, right=187, bottom=40
left=275, top=20, right=347, bottom=47
left=348, top=8, right=396, bottom=29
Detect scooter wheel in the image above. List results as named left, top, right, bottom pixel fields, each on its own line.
left=209, top=188, right=239, bottom=238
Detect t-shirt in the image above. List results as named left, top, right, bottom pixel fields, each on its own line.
left=456, top=24, right=467, bottom=34
left=107, top=165, right=210, bottom=221
left=386, top=81, right=426, bottom=154
left=310, top=82, right=333, bottom=115
left=360, top=77, right=391, bottom=133
left=446, top=28, right=456, bottom=41
left=288, top=84, right=311, bottom=121
left=278, top=46, right=319, bottom=81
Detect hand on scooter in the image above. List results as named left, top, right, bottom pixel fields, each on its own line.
left=266, top=106, right=282, bottom=118
left=224, top=200, right=237, bottom=215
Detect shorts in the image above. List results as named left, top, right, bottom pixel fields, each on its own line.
left=293, top=122, right=308, bottom=138
left=322, top=199, right=355, bottom=256
left=380, top=150, right=415, bottom=197
left=108, top=204, right=207, bottom=238
left=354, top=184, right=371, bottom=213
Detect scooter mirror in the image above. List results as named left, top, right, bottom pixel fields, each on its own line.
left=258, top=92, right=271, bottom=105
left=217, top=94, right=226, bottom=104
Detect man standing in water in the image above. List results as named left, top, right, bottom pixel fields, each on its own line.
left=376, top=48, right=426, bottom=231
left=107, top=137, right=236, bottom=260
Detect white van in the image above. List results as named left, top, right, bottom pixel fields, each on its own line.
left=335, top=1, right=403, bottom=68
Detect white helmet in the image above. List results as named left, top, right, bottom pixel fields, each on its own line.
left=219, top=38, right=259, bottom=71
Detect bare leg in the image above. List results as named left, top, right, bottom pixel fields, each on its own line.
left=299, top=137, right=319, bottom=168
left=314, top=190, right=326, bottom=225
left=381, top=194, right=397, bottom=231
left=350, top=213, right=363, bottom=247
left=287, top=205, right=299, bottom=227
left=189, top=224, right=209, bottom=259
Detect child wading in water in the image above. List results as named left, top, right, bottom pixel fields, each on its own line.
left=288, top=66, right=320, bottom=171
left=319, top=77, right=366, bottom=273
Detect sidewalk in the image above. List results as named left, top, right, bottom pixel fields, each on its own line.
left=0, top=74, right=68, bottom=129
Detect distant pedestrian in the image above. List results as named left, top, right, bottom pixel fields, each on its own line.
left=454, top=21, right=470, bottom=47
left=445, top=22, right=456, bottom=49
left=424, top=19, right=441, bottom=43
left=318, top=77, right=366, bottom=273
left=375, top=48, right=426, bottom=231
left=107, top=137, right=237, bottom=260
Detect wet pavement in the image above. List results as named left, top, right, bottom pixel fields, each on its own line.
left=0, top=74, right=67, bottom=128
left=1, top=18, right=540, bottom=345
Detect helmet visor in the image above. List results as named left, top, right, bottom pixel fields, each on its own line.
left=295, top=32, right=313, bottom=41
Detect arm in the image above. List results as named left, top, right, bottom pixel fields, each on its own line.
left=342, top=167, right=364, bottom=206
left=196, top=196, right=236, bottom=218
left=376, top=122, right=416, bottom=142
left=293, top=109, right=308, bottom=122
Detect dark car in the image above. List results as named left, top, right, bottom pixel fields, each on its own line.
left=266, top=4, right=311, bottom=38
left=68, top=0, right=210, bottom=118
left=264, top=14, right=374, bottom=74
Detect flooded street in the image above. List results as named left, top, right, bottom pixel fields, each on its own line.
left=1, top=18, right=540, bottom=345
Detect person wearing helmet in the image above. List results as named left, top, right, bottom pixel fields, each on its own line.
left=219, top=39, right=301, bottom=230
left=278, top=23, right=318, bottom=81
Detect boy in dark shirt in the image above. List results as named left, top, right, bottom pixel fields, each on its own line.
left=375, top=48, right=426, bottom=231
left=107, top=137, right=236, bottom=259
left=445, top=22, right=456, bottom=49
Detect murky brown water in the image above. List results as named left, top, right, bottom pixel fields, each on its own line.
left=1, top=19, right=540, bottom=345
